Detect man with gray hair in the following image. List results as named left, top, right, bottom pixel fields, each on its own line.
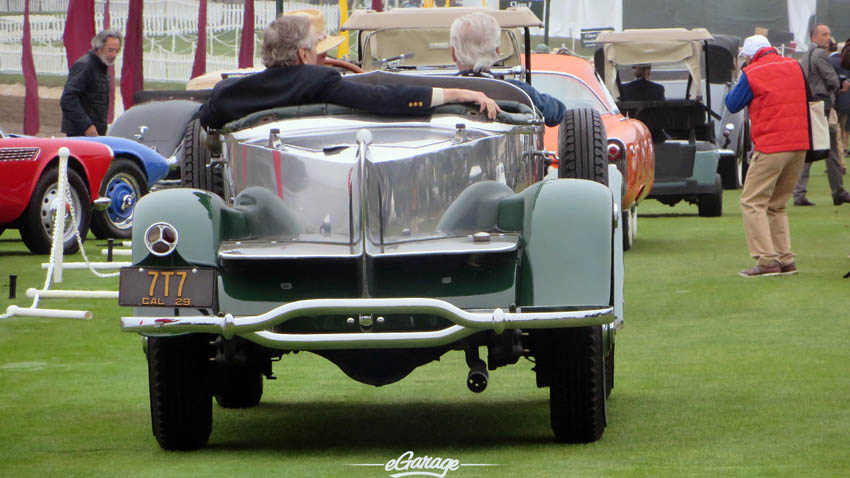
left=200, top=13, right=500, bottom=130
left=449, top=12, right=565, bottom=126
left=60, top=29, right=122, bottom=137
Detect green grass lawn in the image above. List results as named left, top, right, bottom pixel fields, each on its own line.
left=1, top=168, right=849, bottom=477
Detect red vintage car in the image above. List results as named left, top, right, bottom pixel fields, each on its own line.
left=0, top=127, right=112, bottom=254
left=530, top=53, right=655, bottom=250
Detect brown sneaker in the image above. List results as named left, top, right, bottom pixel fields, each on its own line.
left=780, top=262, right=798, bottom=275
left=738, top=261, right=781, bottom=277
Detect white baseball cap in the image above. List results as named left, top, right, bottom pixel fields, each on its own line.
left=741, top=35, right=771, bottom=57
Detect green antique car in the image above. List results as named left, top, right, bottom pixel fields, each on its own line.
left=119, top=11, right=624, bottom=452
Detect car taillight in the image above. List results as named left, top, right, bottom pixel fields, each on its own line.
left=608, top=143, right=622, bottom=162
left=608, top=140, right=627, bottom=181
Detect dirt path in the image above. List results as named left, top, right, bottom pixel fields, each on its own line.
left=0, top=83, right=124, bottom=137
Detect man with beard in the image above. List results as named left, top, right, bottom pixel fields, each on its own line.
left=60, top=29, right=122, bottom=137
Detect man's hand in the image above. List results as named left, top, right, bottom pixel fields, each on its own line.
left=84, top=125, right=98, bottom=137
left=443, top=88, right=502, bottom=120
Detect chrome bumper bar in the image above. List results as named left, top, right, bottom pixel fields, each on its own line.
left=121, top=298, right=614, bottom=350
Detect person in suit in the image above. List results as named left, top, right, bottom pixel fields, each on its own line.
left=448, top=12, right=565, bottom=127
left=199, top=13, right=499, bottom=130
left=619, top=65, right=666, bottom=142
left=619, top=65, right=665, bottom=102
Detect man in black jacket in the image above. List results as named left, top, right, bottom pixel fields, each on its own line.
left=60, top=29, right=122, bottom=137
left=199, top=14, right=499, bottom=130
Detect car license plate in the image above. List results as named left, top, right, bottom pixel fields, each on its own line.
left=119, top=267, right=215, bottom=308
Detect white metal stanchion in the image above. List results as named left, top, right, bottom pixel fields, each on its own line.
left=50, top=146, right=71, bottom=284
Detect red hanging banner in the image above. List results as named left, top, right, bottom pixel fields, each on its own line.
left=120, top=0, right=144, bottom=110
left=238, top=0, right=255, bottom=68
left=104, top=0, right=115, bottom=123
left=63, top=0, right=95, bottom=67
left=23, top=0, right=39, bottom=135
left=191, top=0, right=208, bottom=79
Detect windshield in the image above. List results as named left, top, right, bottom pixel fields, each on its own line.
left=532, top=72, right=611, bottom=113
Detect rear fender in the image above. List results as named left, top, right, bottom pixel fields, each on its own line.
left=131, top=188, right=247, bottom=266
left=500, top=178, right=614, bottom=309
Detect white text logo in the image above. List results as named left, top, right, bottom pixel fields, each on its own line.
left=349, top=450, right=499, bottom=478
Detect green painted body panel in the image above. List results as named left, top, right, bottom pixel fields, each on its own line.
left=131, top=180, right=613, bottom=324
left=502, top=179, right=614, bottom=308
left=131, top=188, right=248, bottom=267
left=692, top=150, right=720, bottom=185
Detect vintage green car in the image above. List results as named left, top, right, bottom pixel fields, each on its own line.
left=119, top=10, right=623, bottom=452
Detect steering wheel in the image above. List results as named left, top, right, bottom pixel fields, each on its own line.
left=325, top=58, right=364, bottom=74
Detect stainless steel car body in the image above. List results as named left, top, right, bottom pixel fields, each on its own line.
left=122, top=75, right=623, bottom=345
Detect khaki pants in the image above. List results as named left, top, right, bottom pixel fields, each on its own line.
left=740, top=150, right=806, bottom=266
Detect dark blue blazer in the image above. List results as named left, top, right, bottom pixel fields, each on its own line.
left=200, top=64, right=433, bottom=129
left=619, top=79, right=665, bottom=102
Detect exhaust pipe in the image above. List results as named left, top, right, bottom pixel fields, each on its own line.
left=467, top=359, right=488, bottom=393
left=465, top=347, right=488, bottom=393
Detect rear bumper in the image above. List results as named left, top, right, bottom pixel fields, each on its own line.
left=121, top=297, right=615, bottom=350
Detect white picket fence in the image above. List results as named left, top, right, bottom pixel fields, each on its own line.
left=0, top=0, right=343, bottom=83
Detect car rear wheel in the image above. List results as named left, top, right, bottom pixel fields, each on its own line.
left=91, top=158, right=148, bottom=239
left=622, top=205, right=636, bottom=251
left=181, top=118, right=224, bottom=197
left=19, top=166, right=91, bottom=255
left=697, top=174, right=723, bottom=217
left=147, top=334, right=213, bottom=450
left=604, top=339, right=614, bottom=399
left=557, top=108, right=608, bottom=186
left=549, top=325, right=607, bottom=443
left=213, top=365, right=263, bottom=409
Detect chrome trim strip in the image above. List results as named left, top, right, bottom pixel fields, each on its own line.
left=121, top=298, right=614, bottom=350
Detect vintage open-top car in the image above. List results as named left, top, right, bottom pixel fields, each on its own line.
left=118, top=7, right=624, bottom=451
left=530, top=52, right=654, bottom=250
left=596, top=28, right=726, bottom=216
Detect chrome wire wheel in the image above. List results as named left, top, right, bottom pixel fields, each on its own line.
left=39, top=180, right=83, bottom=245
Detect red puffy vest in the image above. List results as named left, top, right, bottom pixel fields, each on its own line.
left=743, top=48, right=810, bottom=153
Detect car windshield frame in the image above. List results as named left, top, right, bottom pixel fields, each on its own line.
left=531, top=70, right=614, bottom=115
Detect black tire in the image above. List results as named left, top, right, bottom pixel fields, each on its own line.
left=19, top=166, right=91, bottom=255
left=605, top=342, right=615, bottom=399
left=622, top=205, right=635, bottom=251
left=558, top=108, right=609, bottom=186
left=697, top=174, right=723, bottom=217
left=213, top=365, right=263, bottom=409
left=181, top=118, right=224, bottom=197
left=550, top=325, right=607, bottom=443
left=147, top=334, right=213, bottom=450
left=718, top=154, right=741, bottom=190
left=91, top=158, right=149, bottom=239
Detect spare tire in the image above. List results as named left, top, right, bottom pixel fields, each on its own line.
left=181, top=118, right=224, bottom=198
left=557, top=108, right=609, bottom=186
